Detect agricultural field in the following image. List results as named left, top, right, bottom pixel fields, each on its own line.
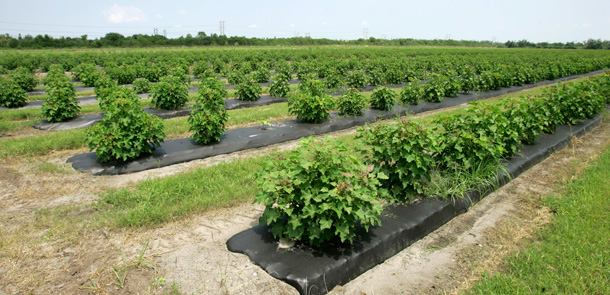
left=1, top=46, right=610, bottom=294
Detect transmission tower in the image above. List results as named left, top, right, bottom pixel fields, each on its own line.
left=363, top=28, right=368, bottom=39
left=220, top=21, right=225, bottom=35
left=163, top=29, right=167, bottom=38
left=153, top=28, right=158, bottom=35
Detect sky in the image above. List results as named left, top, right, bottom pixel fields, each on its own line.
left=0, top=0, right=609, bottom=43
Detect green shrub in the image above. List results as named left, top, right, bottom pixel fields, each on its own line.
left=367, top=68, right=386, bottom=86
left=41, top=76, right=80, bottom=122
left=188, top=85, right=228, bottom=145
left=370, top=86, right=396, bottom=111
left=71, top=63, right=99, bottom=87
left=11, top=67, right=38, bottom=92
left=227, top=71, right=245, bottom=85
left=269, top=79, right=290, bottom=98
left=547, top=81, right=605, bottom=125
left=94, top=74, right=118, bottom=110
left=255, top=137, right=383, bottom=246
left=288, top=91, right=335, bottom=123
left=253, top=67, right=271, bottom=83
left=298, top=79, right=326, bottom=97
left=197, top=77, right=228, bottom=100
left=236, top=78, right=262, bottom=101
left=385, top=68, right=404, bottom=84
left=324, top=70, right=345, bottom=89
left=433, top=103, right=516, bottom=170
left=167, top=67, right=191, bottom=85
left=338, top=88, right=366, bottom=116
left=423, top=75, right=446, bottom=102
left=132, top=78, right=152, bottom=94
left=346, top=69, right=368, bottom=88
left=501, top=97, right=546, bottom=145
left=43, top=64, right=66, bottom=84
left=358, top=120, right=435, bottom=200
left=192, top=61, right=212, bottom=78
left=0, top=76, right=27, bottom=108
left=150, top=75, right=189, bottom=110
left=86, top=90, right=165, bottom=163
left=399, top=82, right=424, bottom=105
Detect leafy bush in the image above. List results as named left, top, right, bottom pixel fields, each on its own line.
left=433, top=103, right=517, bottom=170
left=192, top=61, right=213, bottom=78
left=288, top=91, right=335, bottom=123
left=367, top=68, right=386, bottom=86
left=370, top=86, right=396, bottom=111
left=189, top=82, right=228, bottom=144
left=11, top=67, right=38, bottom=92
left=227, top=71, right=245, bottom=85
left=0, top=76, right=27, bottom=108
left=86, top=89, right=165, bottom=163
left=132, top=78, right=152, bottom=94
left=324, top=70, right=345, bottom=89
left=385, top=68, right=404, bottom=84
left=94, top=74, right=119, bottom=110
left=399, top=82, right=424, bottom=105
left=151, top=75, right=189, bottom=110
left=269, top=79, right=290, bottom=98
left=423, top=75, right=447, bottom=102
left=235, top=78, right=262, bottom=101
left=298, top=79, right=326, bottom=97
left=255, top=137, right=383, bottom=246
left=41, top=75, right=80, bottom=122
left=197, top=77, right=228, bottom=100
left=253, top=67, right=271, bottom=83
left=338, top=88, right=366, bottom=116
left=167, top=67, right=191, bottom=85
left=43, top=64, right=66, bottom=84
left=358, top=120, right=435, bottom=200
left=71, top=63, right=99, bottom=87
left=346, top=70, right=368, bottom=88
left=547, top=81, right=605, bottom=125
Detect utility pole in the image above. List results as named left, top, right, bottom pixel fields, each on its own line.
left=363, top=28, right=368, bottom=39
left=220, top=21, right=225, bottom=35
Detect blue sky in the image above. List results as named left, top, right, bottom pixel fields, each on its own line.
left=0, top=0, right=609, bottom=43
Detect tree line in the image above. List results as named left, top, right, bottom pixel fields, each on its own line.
left=1, top=31, right=608, bottom=49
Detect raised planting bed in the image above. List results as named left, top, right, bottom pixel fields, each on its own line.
left=225, top=112, right=605, bottom=295
left=67, top=71, right=605, bottom=176
left=33, top=95, right=287, bottom=131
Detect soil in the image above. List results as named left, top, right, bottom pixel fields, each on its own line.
left=1, top=108, right=609, bottom=294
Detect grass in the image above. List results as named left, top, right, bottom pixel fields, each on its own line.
left=98, top=156, right=266, bottom=227
left=465, top=143, right=610, bottom=295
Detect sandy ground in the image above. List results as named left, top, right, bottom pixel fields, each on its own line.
left=1, top=107, right=609, bottom=295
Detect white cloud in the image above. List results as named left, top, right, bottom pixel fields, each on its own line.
left=249, top=24, right=257, bottom=28
left=174, top=24, right=182, bottom=28
left=361, top=20, right=369, bottom=27
left=103, top=4, right=148, bottom=24
left=156, top=13, right=163, bottom=19
left=179, top=9, right=187, bottom=15
left=290, top=23, right=295, bottom=28
left=322, top=21, right=328, bottom=26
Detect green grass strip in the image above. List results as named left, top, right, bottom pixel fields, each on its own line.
left=466, top=144, right=610, bottom=295
left=99, top=156, right=265, bottom=227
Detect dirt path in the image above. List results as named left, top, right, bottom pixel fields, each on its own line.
left=2, top=109, right=609, bottom=294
